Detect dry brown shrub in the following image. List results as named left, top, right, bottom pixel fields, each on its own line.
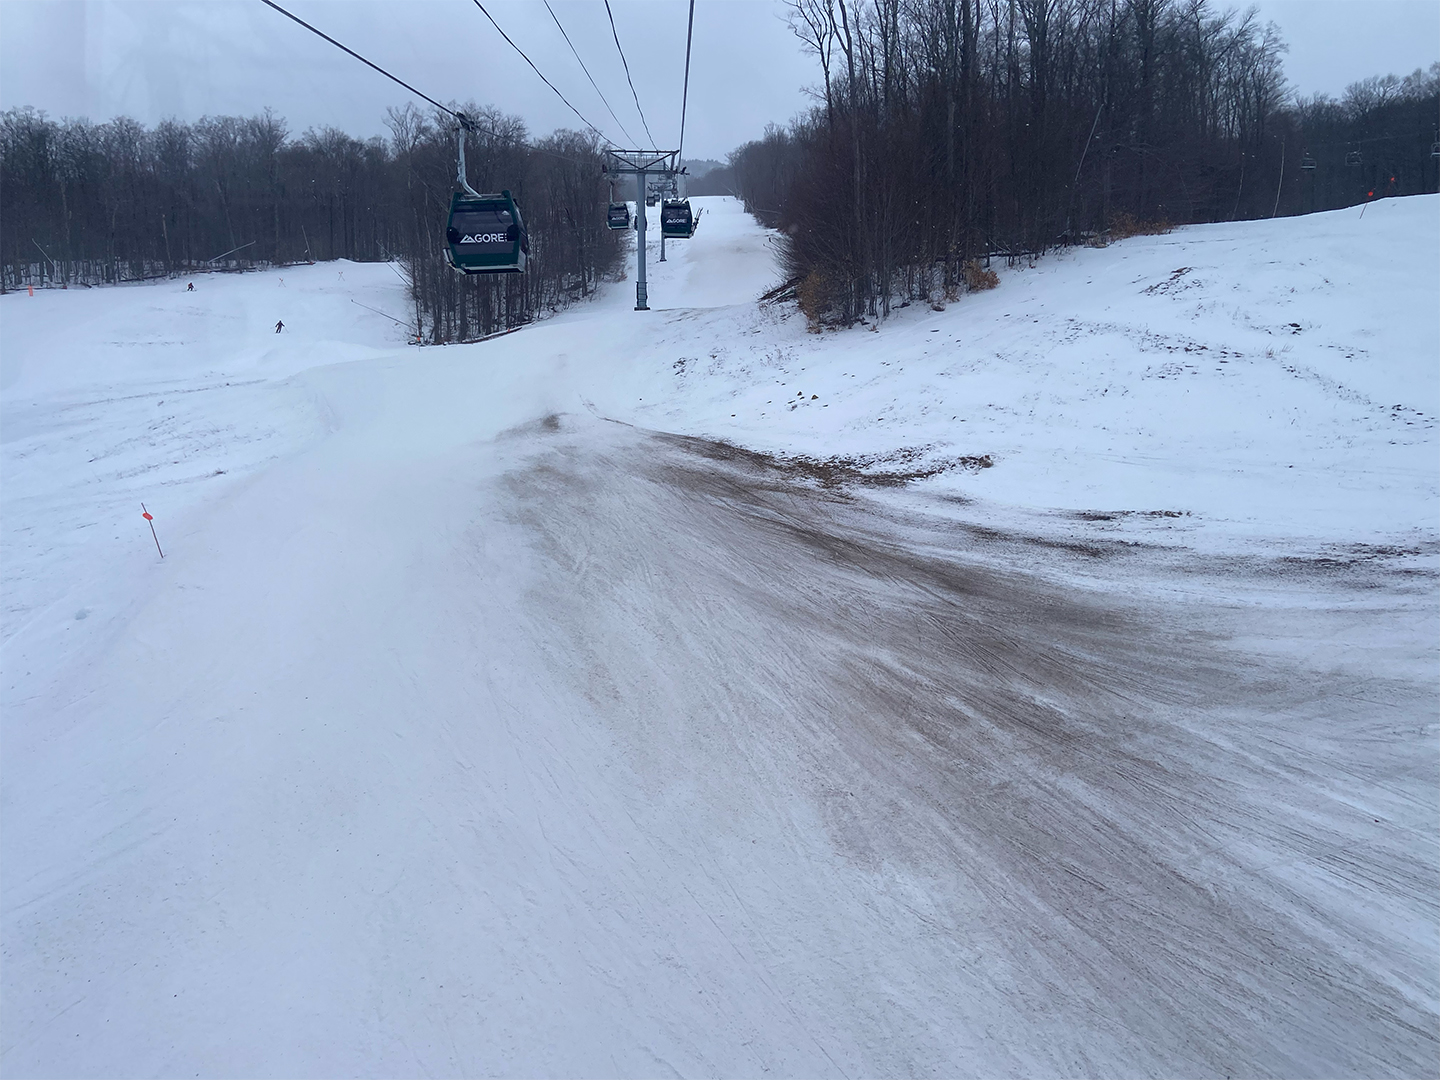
left=962, top=260, right=999, bottom=292
left=797, top=271, right=833, bottom=331
left=1107, top=211, right=1173, bottom=240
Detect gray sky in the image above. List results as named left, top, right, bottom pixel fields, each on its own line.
left=1, top=0, right=1436, bottom=161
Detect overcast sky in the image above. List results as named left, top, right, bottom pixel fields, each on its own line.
left=2, top=0, right=1436, bottom=162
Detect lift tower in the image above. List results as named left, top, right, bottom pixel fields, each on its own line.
left=603, top=149, right=680, bottom=311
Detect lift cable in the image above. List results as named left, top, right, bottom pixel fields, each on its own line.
left=470, top=0, right=617, bottom=147
left=603, top=0, right=657, bottom=148
left=259, top=0, right=465, bottom=123
left=677, top=0, right=696, bottom=164
left=1304, top=132, right=1425, bottom=149
left=257, top=0, right=592, bottom=166
left=543, top=0, right=638, bottom=148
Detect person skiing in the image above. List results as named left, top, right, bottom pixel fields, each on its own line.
left=275, top=320, right=284, bottom=333
left=186, top=282, right=194, bottom=292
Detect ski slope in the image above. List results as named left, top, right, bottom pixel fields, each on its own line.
left=2, top=197, right=1437, bottom=1077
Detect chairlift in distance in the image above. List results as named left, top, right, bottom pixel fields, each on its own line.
left=1431, top=140, right=1439, bottom=158
left=661, top=198, right=699, bottom=239
left=1299, top=153, right=1317, bottom=171
left=444, top=116, right=528, bottom=275
left=1345, top=150, right=1362, bottom=167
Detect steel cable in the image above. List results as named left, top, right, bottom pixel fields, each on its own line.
left=544, top=1, right=638, bottom=148
left=678, top=0, right=696, bottom=163
left=471, top=0, right=616, bottom=147
left=603, top=0, right=657, bottom=147
left=257, top=0, right=596, bottom=165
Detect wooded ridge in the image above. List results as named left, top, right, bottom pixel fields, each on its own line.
left=0, top=103, right=622, bottom=344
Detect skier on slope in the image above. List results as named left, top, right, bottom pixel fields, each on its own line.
left=186, top=282, right=194, bottom=292
left=275, top=320, right=284, bottom=333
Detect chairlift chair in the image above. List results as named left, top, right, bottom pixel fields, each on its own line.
left=661, top=198, right=697, bottom=239
left=1300, top=154, right=1317, bottom=171
left=1431, top=141, right=1440, bottom=158
left=445, top=190, right=528, bottom=275
left=607, top=202, right=632, bottom=230
left=1345, top=150, right=1362, bottom=167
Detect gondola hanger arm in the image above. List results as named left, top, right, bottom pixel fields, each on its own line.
left=455, top=117, right=481, bottom=197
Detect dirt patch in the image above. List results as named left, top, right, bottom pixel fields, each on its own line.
left=1143, top=266, right=1193, bottom=295
left=499, top=421, right=1439, bottom=1078
left=659, top=432, right=992, bottom=489
left=498, top=412, right=564, bottom=440
left=1076, top=509, right=1190, bottom=522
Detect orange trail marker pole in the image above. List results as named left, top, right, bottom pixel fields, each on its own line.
left=141, top=504, right=164, bottom=558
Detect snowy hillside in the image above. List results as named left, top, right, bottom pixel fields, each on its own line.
left=2, top=197, right=1436, bottom=1077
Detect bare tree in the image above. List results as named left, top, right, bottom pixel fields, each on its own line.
left=728, top=0, right=1432, bottom=326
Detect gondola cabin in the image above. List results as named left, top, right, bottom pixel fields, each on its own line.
left=446, top=190, right=528, bottom=274
left=661, top=198, right=697, bottom=239
left=607, top=202, right=631, bottom=230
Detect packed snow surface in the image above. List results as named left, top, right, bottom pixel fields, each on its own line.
left=2, top=196, right=1436, bottom=1077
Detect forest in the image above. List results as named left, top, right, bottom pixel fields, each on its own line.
left=0, top=102, right=621, bottom=343
left=2, top=0, right=1437, bottom=333
left=729, top=0, right=1440, bottom=323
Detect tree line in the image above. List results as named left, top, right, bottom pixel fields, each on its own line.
left=727, top=0, right=1440, bottom=325
left=0, top=103, right=623, bottom=342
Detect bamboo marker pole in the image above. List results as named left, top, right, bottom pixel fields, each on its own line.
left=141, top=504, right=164, bottom=558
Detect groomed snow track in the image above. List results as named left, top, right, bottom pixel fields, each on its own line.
left=2, top=197, right=1436, bottom=1077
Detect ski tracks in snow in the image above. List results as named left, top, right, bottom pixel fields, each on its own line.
left=4, top=199, right=1438, bottom=1076
left=491, top=416, right=1438, bottom=1078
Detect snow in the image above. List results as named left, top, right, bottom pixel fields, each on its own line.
left=2, top=196, right=1436, bottom=1077
left=600, top=195, right=1440, bottom=552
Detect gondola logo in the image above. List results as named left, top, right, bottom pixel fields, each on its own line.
left=461, top=233, right=508, bottom=244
